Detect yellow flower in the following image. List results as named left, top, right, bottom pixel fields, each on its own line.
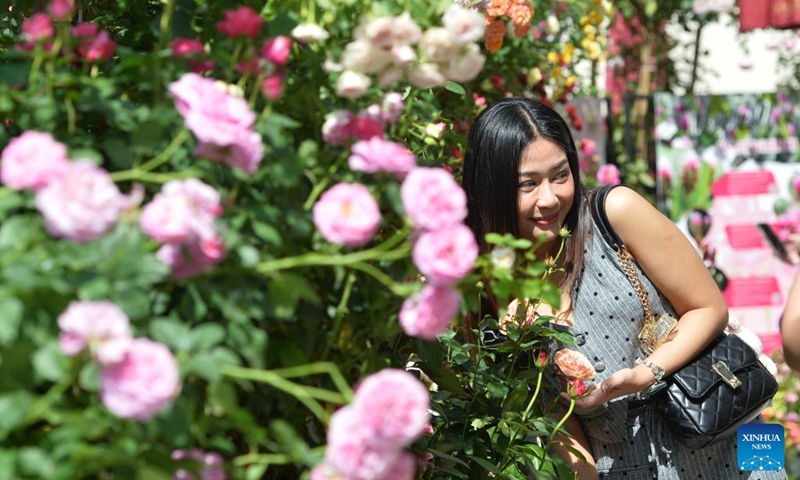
left=526, top=67, right=543, bottom=85
left=565, top=75, right=577, bottom=88
left=597, top=35, right=607, bottom=46
left=579, top=16, right=590, bottom=26
left=551, top=66, right=562, bottom=79
left=547, top=51, right=560, bottom=63
left=585, top=41, right=602, bottom=60
left=558, top=226, right=570, bottom=238
left=561, top=51, right=572, bottom=64
left=564, top=43, right=575, bottom=55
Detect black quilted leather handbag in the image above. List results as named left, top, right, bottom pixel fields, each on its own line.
left=590, top=185, right=779, bottom=449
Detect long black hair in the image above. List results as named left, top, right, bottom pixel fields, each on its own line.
left=461, top=97, right=591, bottom=297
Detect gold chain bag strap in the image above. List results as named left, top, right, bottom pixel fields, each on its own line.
left=589, top=185, right=677, bottom=355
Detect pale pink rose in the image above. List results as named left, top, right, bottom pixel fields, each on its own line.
left=157, top=237, right=225, bottom=279
left=48, top=0, right=75, bottom=20
left=35, top=160, right=128, bottom=243
left=349, top=138, right=416, bottom=176
left=399, top=284, right=460, bottom=340
left=100, top=338, right=182, bottom=421
left=389, top=13, right=422, bottom=45
left=341, top=40, right=392, bottom=74
left=375, top=452, right=417, bottom=480
left=351, top=369, right=431, bottom=448
left=261, top=36, right=292, bottom=66
left=444, top=43, right=485, bottom=82
left=389, top=45, right=416, bottom=66
left=412, top=225, right=478, bottom=285
left=382, top=92, right=404, bottom=123
left=596, top=164, right=621, bottom=185
left=140, top=178, right=221, bottom=245
left=401, top=167, right=467, bottom=230
left=419, top=28, right=458, bottom=63
left=57, top=300, right=132, bottom=365
left=216, top=6, right=263, bottom=38
left=325, top=406, right=400, bottom=480
left=169, top=73, right=256, bottom=147
left=0, top=131, right=69, bottom=190
left=21, top=13, right=53, bottom=43
left=408, top=63, right=446, bottom=89
left=313, top=183, right=381, bottom=247
left=197, top=130, right=265, bottom=174
left=553, top=348, right=596, bottom=380
left=291, top=23, right=330, bottom=44
left=322, top=110, right=354, bottom=146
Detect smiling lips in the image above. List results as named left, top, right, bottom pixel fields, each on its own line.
left=534, top=214, right=559, bottom=226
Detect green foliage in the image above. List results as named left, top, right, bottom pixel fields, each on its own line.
left=0, top=0, right=608, bottom=478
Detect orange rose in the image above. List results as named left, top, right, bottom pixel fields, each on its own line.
left=485, top=20, right=505, bottom=53
left=513, top=23, right=531, bottom=38
left=486, top=0, right=511, bottom=17
left=554, top=348, right=596, bottom=380
left=509, top=4, right=533, bottom=27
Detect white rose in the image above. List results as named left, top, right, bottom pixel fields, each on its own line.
left=391, top=12, right=423, bottom=45
left=545, top=15, right=560, bottom=35
left=378, top=68, right=404, bottom=88
left=336, top=70, right=371, bottom=99
left=408, top=63, right=446, bottom=89
left=442, top=5, right=485, bottom=45
left=419, top=27, right=458, bottom=63
left=444, top=43, right=485, bottom=82
left=292, top=23, right=330, bottom=44
left=342, top=39, right=392, bottom=74
left=390, top=44, right=417, bottom=66
left=362, top=16, right=395, bottom=48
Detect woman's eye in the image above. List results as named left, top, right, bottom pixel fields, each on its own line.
left=519, top=181, right=536, bottom=189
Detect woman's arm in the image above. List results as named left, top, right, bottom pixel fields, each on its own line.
left=572, top=186, right=728, bottom=406
left=549, top=412, right=599, bottom=480
left=782, top=269, right=800, bottom=371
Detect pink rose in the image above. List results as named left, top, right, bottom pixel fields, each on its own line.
left=169, top=73, right=256, bottom=148
left=351, top=369, right=431, bottom=448
left=216, top=6, right=263, bottom=38
left=48, top=0, right=74, bottom=20
left=100, top=338, right=182, bottom=421
left=309, top=464, right=347, bottom=480
left=77, top=29, right=116, bottom=62
left=172, top=449, right=227, bottom=480
left=170, top=38, right=214, bottom=73
left=400, top=167, right=467, bottom=230
left=579, top=138, right=597, bottom=156
left=596, top=164, right=621, bottom=186
left=261, top=36, right=292, bottom=66
left=374, top=452, right=416, bottom=480
left=140, top=178, right=221, bottom=245
left=71, top=22, right=99, bottom=38
left=57, top=300, right=132, bottom=365
left=35, top=160, right=129, bottom=243
left=21, top=13, right=53, bottom=43
left=411, top=224, right=478, bottom=286
left=381, top=92, right=404, bottom=123
left=260, top=72, right=285, bottom=100
left=348, top=116, right=384, bottom=141
left=0, top=131, right=69, bottom=190
left=313, top=183, right=381, bottom=247
left=399, top=285, right=460, bottom=340
left=325, top=406, right=400, bottom=480
left=157, top=237, right=225, bottom=279
left=348, top=138, right=416, bottom=176
left=196, top=130, right=265, bottom=174
left=553, top=348, right=596, bottom=380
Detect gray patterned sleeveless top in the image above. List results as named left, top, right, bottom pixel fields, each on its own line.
left=557, top=215, right=678, bottom=443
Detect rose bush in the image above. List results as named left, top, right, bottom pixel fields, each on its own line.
left=0, top=0, right=613, bottom=479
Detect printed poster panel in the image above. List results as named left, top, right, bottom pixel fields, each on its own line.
left=654, top=93, right=800, bottom=353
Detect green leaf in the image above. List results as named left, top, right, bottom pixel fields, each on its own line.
left=0, top=449, right=17, bottom=480
left=150, top=318, right=192, bottom=352
left=190, top=323, right=226, bottom=351
left=270, top=419, right=312, bottom=465
left=184, top=353, right=222, bottom=382
left=17, top=447, right=55, bottom=477
left=467, top=455, right=502, bottom=474
left=444, top=81, right=466, bottom=95
left=0, top=296, right=22, bottom=345
left=0, top=392, right=34, bottom=439
left=503, top=381, right=529, bottom=413
left=32, top=342, right=67, bottom=382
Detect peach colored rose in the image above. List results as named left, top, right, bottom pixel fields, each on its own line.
left=554, top=348, right=596, bottom=380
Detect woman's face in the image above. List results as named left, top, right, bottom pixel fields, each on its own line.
left=516, top=138, right=575, bottom=252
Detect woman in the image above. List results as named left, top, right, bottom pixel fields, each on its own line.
left=461, top=97, right=786, bottom=479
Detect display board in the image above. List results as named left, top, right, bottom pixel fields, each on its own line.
left=654, top=93, right=800, bottom=353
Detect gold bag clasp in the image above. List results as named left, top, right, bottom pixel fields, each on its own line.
left=712, top=361, right=742, bottom=389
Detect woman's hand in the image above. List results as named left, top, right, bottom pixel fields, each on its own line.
left=562, top=365, right=653, bottom=409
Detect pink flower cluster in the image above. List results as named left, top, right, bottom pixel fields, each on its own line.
left=172, top=449, right=227, bottom=480
left=17, top=0, right=115, bottom=63
left=398, top=167, right=476, bottom=340
left=311, top=369, right=430, bottom=480
left=169, top=38, right=214, bottom=74
left=322, top=92, right=405, bottom=146
left=0, top=131, right=134, bottom=243
left=57, top=300, right=181, bottom=421
left=169, top=73, right=264, bottom=174
left=140, top=179, right=226, bottom=279
left=313, top=183, right=381, bottom=247
left=595, top=164, right=621, bottom=186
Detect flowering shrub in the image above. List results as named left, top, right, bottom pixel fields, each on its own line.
left=0, top=0, right=612, bottom=479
